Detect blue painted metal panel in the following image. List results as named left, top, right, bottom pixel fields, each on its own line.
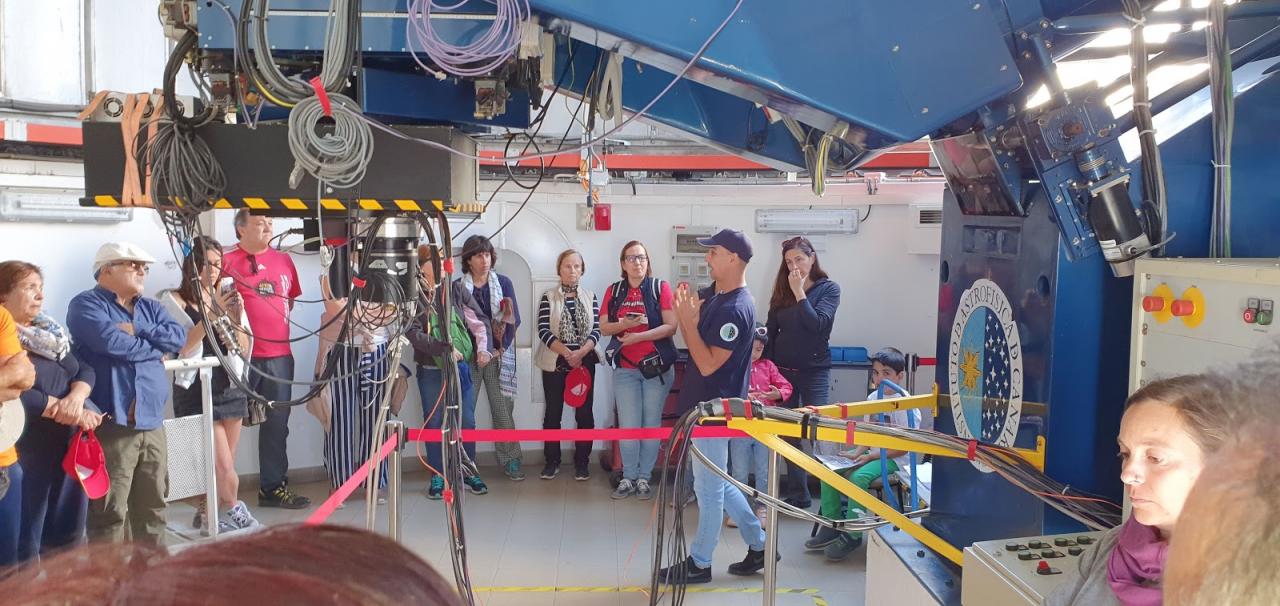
left=361, top=67, right=532, bottom=128
left=552, top=41, right=807, bottom=169
left=1147, top=66, right=1280, bottom=258
left=530, top=0, right=1022, bottom=144
left=931, top=181, right=1130, bottom=547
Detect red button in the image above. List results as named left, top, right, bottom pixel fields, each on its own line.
left=1244, top=309, right=1257, bottom=324
left=1171, top=300, right=1196, bottom=317
left=1141, top=296, right=1165, bottom=312
left=1037, top=561, right=1049, bottom=571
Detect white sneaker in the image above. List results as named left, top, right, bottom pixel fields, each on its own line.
left=611, top=478, right=635, bottom=500
left=226, top=500, right=262, bottom=530
left=635, top=479, right=653, bottom=501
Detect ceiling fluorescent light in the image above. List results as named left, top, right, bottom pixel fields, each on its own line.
left=755, top=208, right=859, bottom=234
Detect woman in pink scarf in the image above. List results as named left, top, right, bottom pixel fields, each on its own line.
left=1046, top=375, right=1232, bottom=606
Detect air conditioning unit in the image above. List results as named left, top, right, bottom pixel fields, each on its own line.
left=907, top=201, right=943, bottom=254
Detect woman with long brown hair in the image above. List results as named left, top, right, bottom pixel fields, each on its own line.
left=763, top=236, right=841, bottom=509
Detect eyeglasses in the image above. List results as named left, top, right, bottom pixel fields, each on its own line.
left=111, top=260, right=150, bottom=274
left=783, top=236, right=812, bottom=249
left=246, top=254, right=259, bottom=275
left=624, top=255, right=648, bottom=264
left=755, top=325, right=768, bottom=338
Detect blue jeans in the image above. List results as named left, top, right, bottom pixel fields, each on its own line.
left=729, top=437, right=770, bottom=496
left=613, top=367, right=674, bottom=482
left=690, top=438, right=765, bottom=568
left=417, top=363, right=476, bottom=473
left=0, top=463, right=22, bottom=567
left=779, top=367, right=831, bottom=503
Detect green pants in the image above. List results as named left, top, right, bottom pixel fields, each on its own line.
left=818, top=458, right=899, bottom=539
left=87, top=423, right=169, bottom=546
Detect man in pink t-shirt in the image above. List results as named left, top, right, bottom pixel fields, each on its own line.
left=222, top=210, right=310, bottom=509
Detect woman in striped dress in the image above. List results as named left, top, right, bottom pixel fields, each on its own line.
left=314, top=275, right=396, bottom=503
left=533, top=250, right=602, bottom=481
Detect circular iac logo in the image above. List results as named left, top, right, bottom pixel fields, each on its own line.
left=947, top=279, right=1023, bottom=472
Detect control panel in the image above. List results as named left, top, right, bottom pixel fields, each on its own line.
left=962, top=531, right=1107, bottom=605
left=1131, top=259, right=1280, bottom=389
left=670, top=225, right=718, bottom=292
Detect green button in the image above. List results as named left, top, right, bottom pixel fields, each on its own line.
left=1260, top=310, right=1274, bottom=326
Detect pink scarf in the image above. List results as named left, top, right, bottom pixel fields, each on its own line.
left=1105, top=518, right=1167, bottom=606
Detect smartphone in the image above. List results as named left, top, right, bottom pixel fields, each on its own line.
left=626, top=312, right=647, bottom=323
left=218, top=277, right=236, bottom=295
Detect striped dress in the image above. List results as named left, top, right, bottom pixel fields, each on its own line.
left=323, top=332, right=391, bottom=491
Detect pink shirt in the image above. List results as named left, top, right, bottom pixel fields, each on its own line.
left=749, top=358, right=793, bottom=403
left=223, top=244, right=301, bottom=359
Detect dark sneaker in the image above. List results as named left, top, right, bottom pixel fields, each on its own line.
left=657, top=556, right=711, bottom=585
left=784, top=496, right=812, bottom=509
left=727, top=547, right=779, bottom=576
left=464, top=475, right=489, bottom=495
left=611, top=478, right=635, bottom=500
left=574, top=464, right=590, bottom=481
left=426, top=475, right=445, bottom=500
left=540, top=463, right=559, bottom=480
left=504, top=460, right=526, bottom=481
left=259, top=485, right=311, bottom=509
left=824, top=533, right=863, bottom=561
left=805, top=525, right=842, bottom=550
left=635, top=479, right=653, bottom=501
left=192, top=501, right=206, bottom=530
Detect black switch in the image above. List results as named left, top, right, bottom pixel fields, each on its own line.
left=1077, top=536, right=1095, bottom=545
left=1069, top=547, right=1084, bottom=556
left=1054, top=538, right=1069, bottom=547
left=1028, top=541, right=1045, bottom=549
left=1018, top=553, right=1041, bottom=561
left=1005, top=543, right=1021, bottom=551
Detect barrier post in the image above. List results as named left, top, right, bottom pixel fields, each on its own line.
left=199, top=365, right=218, bottom=538
left=386, top=419, right=405, bottom=542
left=763, top=448, right=780, bottom=604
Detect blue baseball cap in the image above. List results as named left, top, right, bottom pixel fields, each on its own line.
left=696, top=229, right=753, bottom=262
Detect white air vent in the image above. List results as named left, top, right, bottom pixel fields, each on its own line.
left=908, top=202, right=943, bottom=255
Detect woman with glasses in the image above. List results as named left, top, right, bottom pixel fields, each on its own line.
left=764, top=236, right=842, bottom=509
left=599, top=241, right=677, bottom=500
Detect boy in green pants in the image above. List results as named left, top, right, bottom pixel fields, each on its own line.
left=805, top=347, right=921, bottom=561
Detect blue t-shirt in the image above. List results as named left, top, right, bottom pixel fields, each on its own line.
left=677, top=286, right=756, bottom=412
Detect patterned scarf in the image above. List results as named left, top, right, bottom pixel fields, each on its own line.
left=463, top=270, right=518, bottom=397
left=16, top=311, right=71, bottom=361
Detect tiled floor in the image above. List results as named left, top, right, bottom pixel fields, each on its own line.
left=166, top=467, right=869, bottom=605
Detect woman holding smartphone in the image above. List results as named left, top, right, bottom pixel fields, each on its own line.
left=599, top=241, right=677, bottom=500
left=162, top=236, right=258, bottom=532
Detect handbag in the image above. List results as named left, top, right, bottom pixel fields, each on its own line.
left=622, top=351, right=670, bottom=381
left=243, top=398, right=268, bottom=427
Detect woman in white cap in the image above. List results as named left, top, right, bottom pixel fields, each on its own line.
left=0, top=261, right=103, bottom=564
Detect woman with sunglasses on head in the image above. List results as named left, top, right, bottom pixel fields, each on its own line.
left=599, top=241, right=677, bottom=500
left=764, top=236, right=841, bottom=509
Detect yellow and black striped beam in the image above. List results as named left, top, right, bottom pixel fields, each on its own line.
left=82, top=196, right=484, bottom=215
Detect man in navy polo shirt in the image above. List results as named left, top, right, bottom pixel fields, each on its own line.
left=658, top=229, right=775, bottom=585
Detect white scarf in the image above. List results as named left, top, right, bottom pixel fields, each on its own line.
left=462, top=270, right=504, bottom=347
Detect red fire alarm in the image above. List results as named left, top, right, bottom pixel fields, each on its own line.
left=593, top=204, right=612, bottom=231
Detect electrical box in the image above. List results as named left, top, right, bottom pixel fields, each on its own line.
left=670, top=225, right=718, bottom=293
left=1130, top=258, right=1280, bottom=389
left=961, top=531, right=1107, bottom=605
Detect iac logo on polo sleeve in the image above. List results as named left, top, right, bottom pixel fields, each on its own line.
left=948, top=279, right=1023, bottom=472
left=719, top=323, right=740, bottom=342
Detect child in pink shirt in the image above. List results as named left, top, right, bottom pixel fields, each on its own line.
left=728, top=325, right=792, bottom=526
